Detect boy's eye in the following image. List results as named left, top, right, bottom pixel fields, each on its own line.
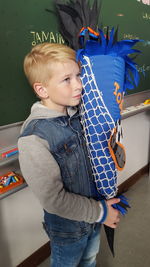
left=63, top=77, right=70, bottom=82
left=77, top=72, right=81, bottom=78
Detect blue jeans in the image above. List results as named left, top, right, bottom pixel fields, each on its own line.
left=43, top=222, right=101, bottom=267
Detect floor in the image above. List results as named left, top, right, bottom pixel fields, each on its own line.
left=38, top=173, right=150, bottom=267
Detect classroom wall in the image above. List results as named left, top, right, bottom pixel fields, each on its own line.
left=118, top=111, right=150, bottom=185
left=0, top=110, right=149, bottom=266
left=0, top=187, right=49, bottom=267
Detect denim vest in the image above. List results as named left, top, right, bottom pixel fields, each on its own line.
left=21, top=112, right=100, bottom=240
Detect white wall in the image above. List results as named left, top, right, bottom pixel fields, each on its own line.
left=118, top=111, right=150, bottom=185
left=0, top=110, right=149, bottom=266
left=0, top=187, right=49, bottom=267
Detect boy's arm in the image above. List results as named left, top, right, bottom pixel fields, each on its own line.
left=18, top=135, right=104, bottom=224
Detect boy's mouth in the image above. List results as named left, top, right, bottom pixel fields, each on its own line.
left=73, top=94, right=81, bottom=99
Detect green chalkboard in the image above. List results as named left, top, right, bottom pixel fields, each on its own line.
left=0, top=0, right=150, bottom=126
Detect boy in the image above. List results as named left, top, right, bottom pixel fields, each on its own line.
left=18, top=42, right=120, bottom=267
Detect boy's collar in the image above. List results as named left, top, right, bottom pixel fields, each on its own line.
left=39, top=101, right=78, bottom=118
left=67, top=106, right=78, bottom=117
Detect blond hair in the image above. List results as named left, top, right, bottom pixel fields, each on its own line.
left=23, top=42, right=76, bottom=87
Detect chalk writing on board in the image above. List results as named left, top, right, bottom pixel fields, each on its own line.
left=103, top=28, right=139, bottom=41
left=137, top=0, right=150, bottom=5
left=30, top=31, right=65, bottom=46
left=143, top=12, right=150, bottom=19
left=116, top=13, right=124, bottom=17
left=137, top=64, right=150, bottom=72
left=123, top=33, right=139, bottom=40
left=143, top=40, right=150, bottom=46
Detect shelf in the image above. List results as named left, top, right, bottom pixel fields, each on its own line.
left=0, top=144, right=18, bottom=166
left=0, top=154, right=18, bottom=167
left=0, top=182, right=27, bottom=200
left=0, top=124, right=26, bottom=199
left=121, top=103, right=150, bottom=120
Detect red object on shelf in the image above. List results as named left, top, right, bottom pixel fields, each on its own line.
left=1, top=147, right=18, bottom=158
left=0, top=171, right=24, bottom=194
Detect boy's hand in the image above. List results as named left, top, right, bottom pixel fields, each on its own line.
left=103, top=198, right=120, bottom=228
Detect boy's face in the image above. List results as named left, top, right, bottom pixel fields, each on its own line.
left=43, top=60, right=82, bottom=113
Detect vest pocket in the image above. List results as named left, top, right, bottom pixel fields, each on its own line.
left=52, top=136, right=80, bottom=192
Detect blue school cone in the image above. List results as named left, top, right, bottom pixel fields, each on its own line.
left=77, top=27, right=137, bottom=256
left=49, top=0, right=142, bottom=256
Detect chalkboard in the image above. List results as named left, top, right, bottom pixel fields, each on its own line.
left=0, top=0, right=150, bottom=126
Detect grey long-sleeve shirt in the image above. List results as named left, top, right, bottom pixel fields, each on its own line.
left=18, top=102, right=104, bottom=223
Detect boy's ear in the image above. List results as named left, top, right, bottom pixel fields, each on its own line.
left=33, top=83, right=49, bottom=99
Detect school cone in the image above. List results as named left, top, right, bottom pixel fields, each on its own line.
left=48, top=0, right=141, bottom=256
left=104, top=194, right=131, bottom=256
left=104, top=225, right=115, bottom=257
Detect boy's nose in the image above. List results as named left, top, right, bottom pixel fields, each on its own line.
left=74, top=78, right=82, bottom=91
